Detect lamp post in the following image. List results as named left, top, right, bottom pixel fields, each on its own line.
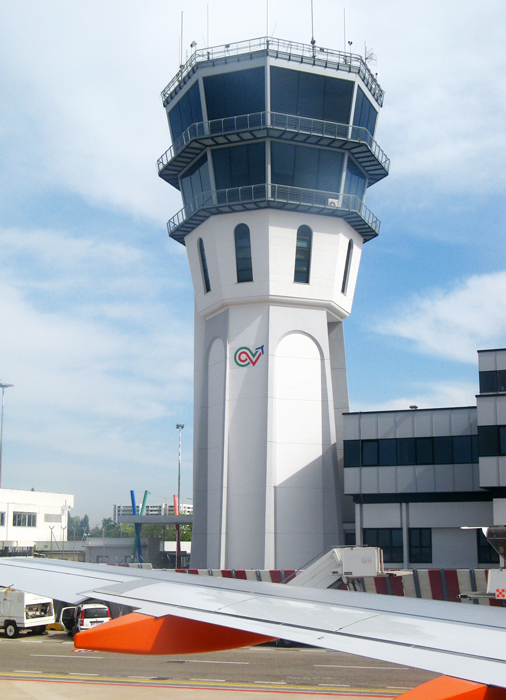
left=175, top=424, right=184, bottom=568
left=0, top=381, right=13, bottom=488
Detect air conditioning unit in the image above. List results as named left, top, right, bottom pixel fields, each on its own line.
left=327, top=198, right=340, bottom=208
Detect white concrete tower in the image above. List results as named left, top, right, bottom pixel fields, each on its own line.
left=158, top=38, right=389, bottom=570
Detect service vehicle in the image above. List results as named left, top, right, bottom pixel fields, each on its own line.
left=60, top=602, right=111, bottom=636
left=0, top=587, right=55, bottom=638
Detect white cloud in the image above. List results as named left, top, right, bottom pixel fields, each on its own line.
left=381, top=271, right=506, bottom=363
left=353, top=381, right=478, bottom=413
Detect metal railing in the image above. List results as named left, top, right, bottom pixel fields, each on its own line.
left=157, top=112, right=390, bottom=173
left=167, top=184, right=380, bottom=236
left=161, top=36, right=384, bottom=106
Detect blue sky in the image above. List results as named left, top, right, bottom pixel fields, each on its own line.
left=0, top=0, right=504, bottom=524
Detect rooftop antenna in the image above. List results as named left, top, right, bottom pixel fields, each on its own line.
left=266, top=0, right=269, bottom=38
left=180, top=11, right=184, bottom=67
left=343, top=7, right=346, bottom=53
left=310, top=0, right=316, bottom=50
left=365, top=42, right=377, bottom=65
left=207, top=3, right=210, bottom=47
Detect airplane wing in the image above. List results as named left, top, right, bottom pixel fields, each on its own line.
left=0, top=557, right=505, bottom=698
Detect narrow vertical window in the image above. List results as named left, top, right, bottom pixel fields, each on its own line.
left=234, top=224, right=253, bottom=282
left=294, top=225, right=312, bottom=283
left=198, top=238, right=211, bottom=293
left=341, top=239, right=353, bottom=294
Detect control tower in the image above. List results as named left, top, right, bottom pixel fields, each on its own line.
left=158, top=37, right=389, bottom=570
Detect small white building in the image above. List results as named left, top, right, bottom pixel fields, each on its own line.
left=0, top=488, right=73, bottom=554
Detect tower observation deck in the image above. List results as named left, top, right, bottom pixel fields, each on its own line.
left=159, top=36, right=389, bottom=570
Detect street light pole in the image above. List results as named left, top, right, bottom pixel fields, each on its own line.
left=0, top=381, right=14, bottom=489
left=175, top=423, right=184, bottom=569
left=176, top=423, right=184, bottom=507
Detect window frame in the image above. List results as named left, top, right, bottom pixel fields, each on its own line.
left=234, top=224, right=253, bottom=283
left=294, top=225, right=313, bottom=284
left=198, top=238, right=211, bottom=294
left=13, top=512, right=37, bottom=528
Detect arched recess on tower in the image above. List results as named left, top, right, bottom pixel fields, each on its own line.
left=271, top=331, right=339, bottom=569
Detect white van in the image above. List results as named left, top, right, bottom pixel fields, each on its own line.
left=0, top=588, right=55, bottom=638
left=60, top=603, right=111, bottom=636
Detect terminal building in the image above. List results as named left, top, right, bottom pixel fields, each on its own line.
left=158, top=37, right=389, bottom=570
left=344, top=348, right=506, bottom=569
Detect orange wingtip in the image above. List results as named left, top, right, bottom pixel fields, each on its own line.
left=74, top=612, right=275, bottom=655
left=398, top=676, right=506, bottom=700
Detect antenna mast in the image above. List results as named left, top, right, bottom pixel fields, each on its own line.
left=207, top=3, right=210, bottom=47
left=310, top=0, right=315, bottom=48
left=180, top=11, right=184, bottom=66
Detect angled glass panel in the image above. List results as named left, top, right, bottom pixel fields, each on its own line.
left=341, top=240, right=354, bottom=295
left=234, top=224, right=253, bottom=283
left=353, top=86, right=377, bottom=136
left=344, top=159, right=366, bottom=200
left=204, top=68, right=265, bottom=121
left=198, top=238, right=211, bottom=294
left=317, top=149, right=344, bottom=192
left=294, top=225, right=312, bottom=283
left=168, top=82, right=203, bottom=142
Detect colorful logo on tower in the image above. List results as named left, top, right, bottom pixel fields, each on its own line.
left=234, top=345, right=265, bottom=367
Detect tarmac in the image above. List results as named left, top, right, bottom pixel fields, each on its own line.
left=1, top=680, right=395, bottom=699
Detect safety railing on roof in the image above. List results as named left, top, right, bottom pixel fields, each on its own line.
left=166, top=184, right=380, bottom=237
left=157, top=112, right=390, bottom=173
left=161, top=36, right=384, bottom=106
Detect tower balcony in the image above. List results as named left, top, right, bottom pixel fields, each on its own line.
left=157, top=112, right=390, bottom=188
left=167, top=184, right=380, bottom=244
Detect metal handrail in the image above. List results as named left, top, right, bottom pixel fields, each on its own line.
left=161, top=36, right=384, bottom=106
left=167, top=184, right=379, bottom=236
left=157, top=112, right=390, bottom=173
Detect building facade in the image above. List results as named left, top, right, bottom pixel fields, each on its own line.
left=0, top=488, right=73, bottom=555
left=343, top=349, right=506, bottom=569
left=158, top=37, right=389, bottom=569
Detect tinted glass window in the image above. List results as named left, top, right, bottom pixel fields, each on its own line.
left=477, top=529, right=500, bottom=564
left=204, top=68, right=265, bottom=121
left=344, top=159, right=366, bottom=200
left=198, top=238, right=211, bottom=293
left=353, top=86, right=377, bottom=135
left=363, top=528, right=403, bottom=563
left=344, top=440, right=360, bottom=467
left=500, top=427, right=506, bottom=456
left=453, top=435, right=473, bottom=464
left=472, top=434, right=479, bottom=462
left=433, top=436, right=453, bottom=464
left=409, top=528, right=432, bottom=564
left=341, top=240, right=353, bottom=295
left=416, top=437, right=433, bottom=465
left=180, top=155, right=211, bottom=206
left=271, top=67, right=353, bottom=124
left=479, top=371, right=497, bottom=393
left=379, top=439, right=397, bottom=466
left=294, top=225, right=312, bottom=283
left=479, top=426, right=499, bottom=457
left=168, top=82, right=203, bottom=141
left=498, top=370, right=506, bottom=392
left=234, top=224, right=253, bottom=283
left=271, top=142, right=343, bottom=193
left=362, top=440, right=378, bottom=466
left=397, top=438, right=415, bottom=465
left=212, top=143, right=265, bottom=190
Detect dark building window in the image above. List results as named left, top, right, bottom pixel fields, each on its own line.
left=180, top=155, right=211, bottom=207
left=477, top=529, right=500, bottom=564
left=433, top=436, right=453, bottom=464
left=343, top=434, right=479, bottom=468
left=344, top=440, right=360, bottom=467
left=168, top=82, right=203, bottom=142
left=353, top=86, right=377, bottom=136
left=204, top=68, right=265, bottom=121
left=479, top=369, right=506, bottom=394
left=270, top=67, right=354, bottom=125
left=294, top=225, right=312, bottom=283
left=362, top=440, right=378, bottom=467
left=479, top=425, right=506, bottom=457
left=13, top=512, right=37, bottom=527
left=379, top=439, right=397, bottom=466
left=198, top=238, right=211, bottom=294
left=341, top=240, right=353, bottom=295
left=397, top=438, right=416, bottom=465
left=344, top=160, right=366, bottom=201
left=0, top=512, right=4, bottom=527
left=271, top=142, right=344, bottom=193
left=234, top=224, right=253, bottom=283
left=363, top=528, right=403, bottom=564
left=213, top=143, right=265, bottom=190
left=345, top=531, right=356, bottom=546
left=409, top=528, right=432, bottom=563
